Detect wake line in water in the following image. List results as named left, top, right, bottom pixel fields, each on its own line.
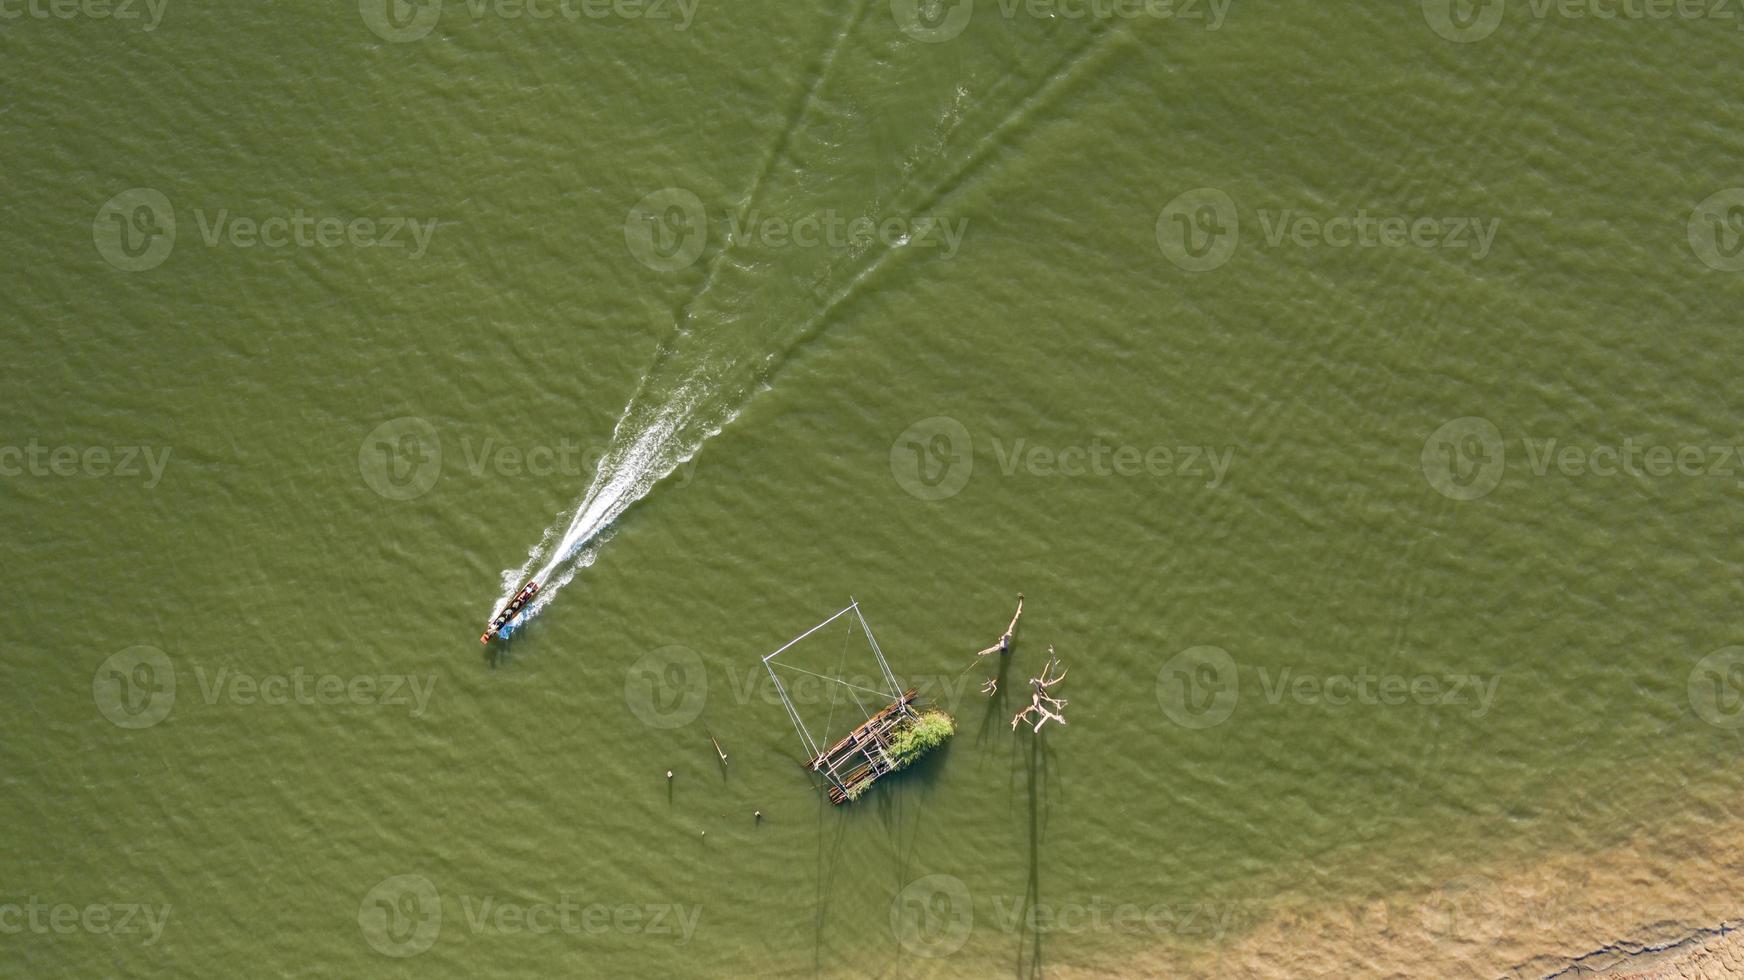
left=488, top=373, right=716, bottom=638
left=486, top=18, right=1130, bottom=638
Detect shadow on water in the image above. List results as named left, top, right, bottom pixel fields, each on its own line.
left=811, top=787, right=852, bottom=975
left=881, top=738, right=949, bottom=971
left=975, top=651, right=1017, bottom=748
left=803, top=727, right=955, bottom=976
left=1013, top=727, right=1055, bottom=980
left=480, top=625, right=542, bottom=670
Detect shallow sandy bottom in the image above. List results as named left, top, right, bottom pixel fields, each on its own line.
left=1046, top=809, right=1744, bottom=979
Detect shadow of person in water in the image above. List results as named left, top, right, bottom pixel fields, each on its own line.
left=1014, top=726, right=1055, bottom=979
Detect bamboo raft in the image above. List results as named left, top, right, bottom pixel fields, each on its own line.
left=809, top=689, right=918, bottom=804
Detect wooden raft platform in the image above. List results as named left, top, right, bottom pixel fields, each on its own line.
left=810, top=689, right=918, bottom=804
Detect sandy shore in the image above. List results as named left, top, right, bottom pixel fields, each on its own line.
left=1048, top=808, right=1744, bottom=979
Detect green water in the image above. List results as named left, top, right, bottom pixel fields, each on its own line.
left=7, top=2, right=1744, bottom=976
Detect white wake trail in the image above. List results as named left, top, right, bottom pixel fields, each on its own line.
left=489, top=374, right=713, bottom=635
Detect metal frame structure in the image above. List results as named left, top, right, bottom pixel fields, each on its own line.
left=761, top=599, right=907, bottom=797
